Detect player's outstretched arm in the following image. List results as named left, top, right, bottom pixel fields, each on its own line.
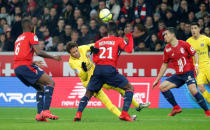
left=153, top=63, right=168, bottom=88
left=32, top=44, right=61, bottom=61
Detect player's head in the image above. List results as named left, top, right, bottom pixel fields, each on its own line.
left=190, top=22, right=200, bottom=37
left=21, top=18, right=33, bottom=32
left=66, top=41, right=80, bottom=58
left=107, top=22, right=117, bottom=35
left=164, top=27, right=177, bottom=43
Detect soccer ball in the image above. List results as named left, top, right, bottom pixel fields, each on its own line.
left=99, top=9, right=112, bottom=22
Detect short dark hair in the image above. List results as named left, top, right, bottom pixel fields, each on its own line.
left=66, top=41, right=78, bottom=53
left=165, top=27, right=177, bottom=36
left=21, top=18, right=32, bottom=30
left=108, top=22, right=117, bottom=34
left=134, top=24, right=146, bottom=32
left=190, top=22, right=200, bottom=27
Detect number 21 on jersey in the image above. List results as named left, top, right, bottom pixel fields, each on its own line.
left=99, top=47, right=113, bottom=59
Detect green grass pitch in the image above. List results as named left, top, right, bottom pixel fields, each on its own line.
left=0, top=107, right=210, bottom=130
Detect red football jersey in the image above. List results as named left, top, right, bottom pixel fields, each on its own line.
left=163, top=40, right=196, bottom=74
left=93, top=33, right=133, bottom=67
left=14, top=32, right=39, bottom=69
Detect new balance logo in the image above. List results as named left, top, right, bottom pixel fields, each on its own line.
left=61, top=82, right=102, bottom=107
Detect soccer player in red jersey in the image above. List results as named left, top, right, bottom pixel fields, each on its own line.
left=14, top=19, right=61, bottom=122
left=74, top=22, right=134, bottom=121
left=153, top=27, right=210, bottom=117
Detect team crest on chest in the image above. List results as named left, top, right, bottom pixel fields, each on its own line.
left=180, top=47, right=185, bottom=54
left=200, top=43, right=204, bottom=47
left=166, top=48, right=171, bottom=52
left=172, top=53, right=174, bottom=56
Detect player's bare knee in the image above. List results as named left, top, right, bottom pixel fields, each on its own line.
left=47, top=80, right=55, bottom=87
left=188, top=84, right=198, bottom=96
left=159, top=84, right=165, bottom=92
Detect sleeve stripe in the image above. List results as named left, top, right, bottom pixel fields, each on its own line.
left=123, top=40, right=128, bottom=45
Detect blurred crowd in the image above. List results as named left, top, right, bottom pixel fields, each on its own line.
left=0, top=0, right=209, bottom=52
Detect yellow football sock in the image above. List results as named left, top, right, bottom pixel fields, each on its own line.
left=205, top=91, right=210, bottom=103
left=202, top=90, right=208, bottom=99
left=95, top=90, right=121, bottom=117
left=112, top=87, right=140, bottom=108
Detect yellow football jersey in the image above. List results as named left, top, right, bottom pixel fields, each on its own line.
left=187, top=35, right=210, bottom=69
left=69, top=44, right=95, bottom=86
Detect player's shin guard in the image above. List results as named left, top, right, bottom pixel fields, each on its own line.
left=194, top=92, right=208, bottom=111
left=43, top=86, right=54, bottom=110
left=36, top=91, right=44, bottom=114
left=122, top=90, right=133, bottom=111
left=78, top=96, right=89, bottom=112
left=162, top=90, right=178, bottom=106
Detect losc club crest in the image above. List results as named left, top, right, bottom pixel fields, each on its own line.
left=180, top=47, right=185, bottom=54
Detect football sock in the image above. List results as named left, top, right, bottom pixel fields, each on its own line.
left=96, top=90, right=121, bottom=117
left=115, top=88, right=140, bottom=108
left=202, top=90, right=208, bottom=99
left=122, top=90, right=134, bottom=111
left=194, top=92, right=208, bottom=111
left=162, top=90, right=178, bottom=106
left=36, top=91, right=44, bottom=114
left=132, top=98, right=140, bottom=108
left=78, top=96, right=89, bottom=112
left=207, top=92, right=210, bottom=103
left=43, top=86, right=54, bottom=110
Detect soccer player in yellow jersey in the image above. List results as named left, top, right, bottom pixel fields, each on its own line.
left=187, top=22, right=210, bottom=102
left=66, top=41, right=150, bottom=118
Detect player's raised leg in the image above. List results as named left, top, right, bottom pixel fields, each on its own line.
left=159, top=80, right=182, bottom=116
left=38, top=73, right=59, bottom=120
left=95, top=90, right=121, bottom=117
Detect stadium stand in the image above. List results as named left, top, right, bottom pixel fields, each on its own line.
left=0, top=0, right=209, bottom=52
